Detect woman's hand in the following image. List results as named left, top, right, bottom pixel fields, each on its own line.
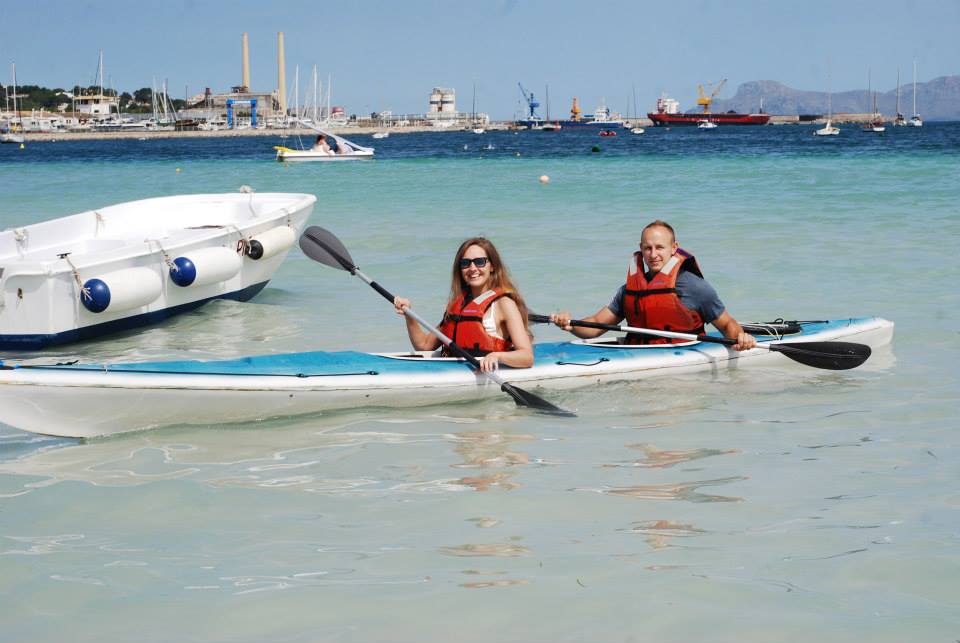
left=550, top=311, right=573, bottom=331
left=478, top=352, right=501, bottom=373
left=394, top=296, right=411, bottom=316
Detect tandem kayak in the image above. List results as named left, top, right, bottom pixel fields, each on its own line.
left=0, top=317, right=894, bottom=438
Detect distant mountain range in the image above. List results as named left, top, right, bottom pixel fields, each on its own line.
left=710, top=76, right=959, bottom=120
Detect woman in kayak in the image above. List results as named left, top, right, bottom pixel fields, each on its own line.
left=552, top=220, right=757, bottom=350
left=394, top=238, right=534, bottom=372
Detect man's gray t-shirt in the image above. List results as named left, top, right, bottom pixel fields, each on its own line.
left=607, top=271, right=726, bottom=324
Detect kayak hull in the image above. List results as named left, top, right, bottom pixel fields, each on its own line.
left=0, top=317, right=894, bottom=438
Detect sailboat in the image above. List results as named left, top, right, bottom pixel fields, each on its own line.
left=860, top=70, right=885, bottom=133
left=1, top=63, right=26, bottom=144
left=541, top=85, right=561, bottom=131
left=469, top=82, right=485, bottom=134
left=629, top=85, right=645, bottom=134
left=908, top=60, right=923, bottom=127
left=893, top=68, right=907, bottom=126
left=814, top=63, right=839, bottom=136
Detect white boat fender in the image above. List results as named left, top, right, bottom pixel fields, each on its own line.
left=246, top=226, right=295, bottom=260
left=169, top=246, right=243, bottom=287
left=81, top=267, right=162, bottom=313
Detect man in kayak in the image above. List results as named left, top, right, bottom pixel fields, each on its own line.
left=394, top=238, right=534, bottom=372
left=552, top=220, right=757, bottom=350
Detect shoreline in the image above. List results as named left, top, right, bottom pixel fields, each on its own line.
left=11, top=114, right=903, bottom=142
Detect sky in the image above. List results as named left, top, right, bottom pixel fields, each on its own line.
left=3, top=0, right=958, bottom=119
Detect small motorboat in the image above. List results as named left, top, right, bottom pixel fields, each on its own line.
left=697, top=119, right=718, bottom=129
left=275, top=123, right=374, bottom=162
left=0, top=317, right=893, bottom=438
left=0, top=190, right=315, bottom=349
left=371, top=131, right=389, bottom=139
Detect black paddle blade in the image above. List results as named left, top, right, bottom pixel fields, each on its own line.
left=299, top=226, right=357, bottom=272
left=770, top=341, right=872, bottom=370
left=500, top=382, right=576, bottom=417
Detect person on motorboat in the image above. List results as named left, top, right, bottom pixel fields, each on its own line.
left=311, top=134, right=332, bottom=154
left=394, top=238, right=534, bottom=372
left=551, top=220, right=757, bottom=350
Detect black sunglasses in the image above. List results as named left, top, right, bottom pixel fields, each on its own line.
left=459, top=257, right=489, bottom=269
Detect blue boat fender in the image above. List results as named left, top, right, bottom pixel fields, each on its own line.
left=169, top=247, right=242, bottom=287
left=80, top=278, right=111, bottom=313
left=80, top=267, right=162, bottom=314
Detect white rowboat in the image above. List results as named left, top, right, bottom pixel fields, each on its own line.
left=0, top=191, right=315, bottom=349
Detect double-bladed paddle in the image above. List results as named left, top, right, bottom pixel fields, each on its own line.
left=299, top=226, right=574, bottom=416
left=528, top=313, right=871, bottom=370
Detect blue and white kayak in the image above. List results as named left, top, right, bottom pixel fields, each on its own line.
left=0, top=317, right=894, bottom=438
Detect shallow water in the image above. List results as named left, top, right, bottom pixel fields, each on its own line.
left=1, top=126, right=958, bottom=642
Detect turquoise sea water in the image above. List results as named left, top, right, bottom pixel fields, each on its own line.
left=1, top=126, right=958, bottom=642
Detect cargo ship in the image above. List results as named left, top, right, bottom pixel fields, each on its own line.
left=647, top=88, right=770, bottom=126
left=515, top=97, right=626, bottom=129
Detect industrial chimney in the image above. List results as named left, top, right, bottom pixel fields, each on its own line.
left=241, top=33, right=251, bottom=92
left=277, top=32, right=287, bottom=114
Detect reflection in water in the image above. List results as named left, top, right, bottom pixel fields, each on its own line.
left=448, top=431, right=533, bottom=492
left=461, top=578, right=530, bottom=589
left=578, top=476, right=746, bottom=503
left=604, top=443, right=738, bottom=469
left=625, top=519, right=707, bottom=549
left=0, top=413, right=470, bottom=493
left=439, top=543, right=531, bottom=557
left=4, top=299, right=306, bottom=367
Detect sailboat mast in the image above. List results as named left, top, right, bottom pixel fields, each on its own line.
left=312, top=65, right=318, bottom=123
left=912, top=60, right=917, bottom=115
left=11, top=63, right=18, bottom=127
left=896, top=68, right=901, bottom=116
left=293, top=65, right=299, bottom=120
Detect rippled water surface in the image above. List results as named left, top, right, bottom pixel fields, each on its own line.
left=2, top=126, right=958, bottom=642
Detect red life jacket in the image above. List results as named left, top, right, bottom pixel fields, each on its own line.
left=438, top=288, right=513, bottom=356
left=622, top=248, right=706, bottom=344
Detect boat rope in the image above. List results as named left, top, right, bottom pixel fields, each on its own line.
left=228, top=223, right=251, bottom=255
left=556, top=357, right=610, bottom=367
left=147, top=239, right=177, bottom=270
left=94, top=211, right=105, bottom=236
left=239, top=185, right=258, bottom=217
left=61, top=255, right=90, bottom=301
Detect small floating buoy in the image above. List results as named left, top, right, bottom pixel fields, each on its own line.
left=516, top=152, right=521, bottom=157
left=539, top=175, right=550, bottom=184
left=175, top=167, right=182, bottom=173
left=591, top=145, right=601, bottom=153
left=19, top=143, right=25, bottom=150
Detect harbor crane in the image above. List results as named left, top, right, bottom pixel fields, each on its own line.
left=696, top=78, right=727, bottom=114
left=517, top=82, right=541, bottom=120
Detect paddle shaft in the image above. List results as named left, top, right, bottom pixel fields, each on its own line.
left=341, top=264, right=521, bottom=390
left=528, top=314, right=746, bottom=348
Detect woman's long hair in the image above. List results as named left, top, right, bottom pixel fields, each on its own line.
left=448, top=237, right=530, bottom=334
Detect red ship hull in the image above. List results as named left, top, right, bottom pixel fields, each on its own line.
left=647, top=112, right=771, bottom=126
